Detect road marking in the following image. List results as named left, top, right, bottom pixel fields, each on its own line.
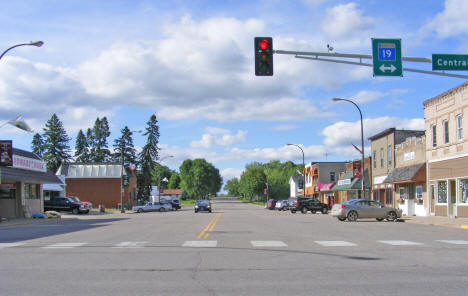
left=113, top=241, right=147, bottom=248
left=0, top=243, right=25, bottom=249
left=251, top=241, right=288, bottom=247
left=182, top=240, right=217, bottom=248
left=315, top=241, right=357, bottom=247
left=378, top=240, right=423, bottom=246
left=437, top=240, right=468, bottom=245
left=43, top=243, right=88, bottom=249
left=197, top=212, right=223, bottom=239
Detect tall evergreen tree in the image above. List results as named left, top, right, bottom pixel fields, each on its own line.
left=112, top=126, right=137, bottom=166
left=137, top=114, right=160, bottom=201
left=42, top=114, right=71, bottom=173
left=31, top=133, right=44, bottom=157
left=74, top=129, right=90, bottom=162
left=89, top=117, right=111, bottom=162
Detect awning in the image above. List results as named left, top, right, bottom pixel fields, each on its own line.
left=331, top=168, right=371, bottom=191
left=318, top=183, right=335, bottom=191
left=0, top=166, right=62, bottom=184
left=43, top=184, right=64, bottom=191
left=383, top=163, right=425, bottom=184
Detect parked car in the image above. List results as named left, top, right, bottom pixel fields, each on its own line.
left=161, top=198, right=181, bottom=211
left=331, top=199, right=402, bottom=222
left=68, top=196, right=92, bottom=211
left=289, top=197, right=328, bottom=214
left=275, top=200, right=288, bottom=211
left=132, top=202, right=172, bottom=213
left=194, top=200, right=212, bottom=213
left=44, top=197, right=89, bottom=214
left=266, top=199, right=277, bottom=210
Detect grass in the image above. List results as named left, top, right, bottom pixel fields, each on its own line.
left=180, top=200, right=196, bottom=207
left=239, top=199, right=265, bottom=207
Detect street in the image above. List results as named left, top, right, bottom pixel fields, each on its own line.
left=1, top=198, right=468, bottom=296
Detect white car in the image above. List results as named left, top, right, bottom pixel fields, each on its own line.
left=132, top=202, right=172, bottom=213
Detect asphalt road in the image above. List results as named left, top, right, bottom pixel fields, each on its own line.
left=1, top=198, right=468, bottom=296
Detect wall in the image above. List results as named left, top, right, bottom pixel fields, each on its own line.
left=0, top=199, right=16, bottom=219
left=395, top=136, right=426, bottom=168
left=371, top=133, right=395, bottom=182
left=429, top=156, right=468, bottom=180
left=66, top=178, right=122, bottom=208
left=317, top=163, right=347, bottom=184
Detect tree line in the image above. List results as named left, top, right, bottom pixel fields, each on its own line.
left=30, top=113, right=222, bottom=202
left=224, top=160, right=303, bottom=202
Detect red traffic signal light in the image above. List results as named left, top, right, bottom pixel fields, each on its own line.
left=259, top=39, right=269, bottom=51
left=254, top=37, right=273, bottom=76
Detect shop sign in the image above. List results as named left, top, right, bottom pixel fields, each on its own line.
left=13, top=155, right=47, bottom=172
left=337, top=179, right=351, bottom=186
left=374, top=175, right=387, bottom=185
left=0, top=140, right=13, bottom=167
left=352, top=161, right=362, bottom=179
left=0, top=183, right=15, bottom=188
left=404, top=151, right=415, bottom=161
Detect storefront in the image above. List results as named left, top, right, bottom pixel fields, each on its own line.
left=317, top=183, right=336, bottom=208
left=331, top=169, right=371, bottom=203
left=0, top=148, right=62, bottom=219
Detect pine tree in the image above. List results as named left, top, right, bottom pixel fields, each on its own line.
left=89, top=117, right=111, bottom=162
left=112, top=126, right=137, bottom=166
left=42, top=114, right=71, bottom=173
left=74, top=129, right=90, bottom=162
left=137, top=114, right=160, bottom=201
left=31, top=133, right=44, bottom=157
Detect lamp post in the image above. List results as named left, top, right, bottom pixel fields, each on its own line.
left=120, top=129, right=142, bottom=213
left=332, top=98, right=365, bottom=196
left=287, top=143, right=306, bottom=197
left=0, top=41, right=44, bottom=61
left=157, top=155, right=174, bottom=203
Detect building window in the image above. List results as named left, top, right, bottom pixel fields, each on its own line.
left=0, top=185, right=15, bottom=199
left=459, top=179, right=468, bottom=204
left=432, top=124, right=437, bottom=147
left=380, top=148, right=384, bottom=168
left=24, top=183, right=39, bottom=199
left=438, top=181, right=447, bottom=203
left=399, top=186, right=406, bottom=199
left=443, top=120, right=449, bottom=144
left=373, top=150, right=376, bottom=168
left=457, top=115, right=463, bottom=140
left=330, top=172, right=335, bottom=182
left=416, top=186, right=423, bottom=200
left=388, top=145, right=392, bottom=166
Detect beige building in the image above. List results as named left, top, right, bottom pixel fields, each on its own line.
left=383, top=136, right=427, bottom=216
left=369, top=128, right=425, bottom=207
left=424, top=81, right=468, bottom=217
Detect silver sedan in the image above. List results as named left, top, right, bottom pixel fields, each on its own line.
left=331, top=199, right=402, bottom=222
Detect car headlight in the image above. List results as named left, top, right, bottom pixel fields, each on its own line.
left=80, top=204, right=85, bottom=208
left=195, top=205, right=199, bottom=208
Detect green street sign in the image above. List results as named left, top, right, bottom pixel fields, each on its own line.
left=122, top=175, right=130, bottom=187
left=432, top=54, right=468, bottom=71
left=372, top=38, right=402, bottom=77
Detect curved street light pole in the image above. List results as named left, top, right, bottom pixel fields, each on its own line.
left=287, top=143, right=306, bottom=198
left=332, top=98, right=365, bottom=196
left=157, top=155, right=174, bottom=203
left=0, top=41, right=44, bottom=61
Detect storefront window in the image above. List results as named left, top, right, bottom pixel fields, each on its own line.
left=0, top=186, right=15, bottom=199
left=416, top=186, right=423, bottom=199
left=385, top=188, right=393, bottom=204
left=459, top=179, right=468, bottom=204
left=438, top=181, right=447, bottom=203
left=348, top=191, right=358, bottom=200
left=399, top=187, right=406, bottom=199
left=24, top=183, right=39, bottom=199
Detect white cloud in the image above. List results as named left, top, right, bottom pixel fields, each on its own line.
left=190, top=129, right=247, bottom=148
left=204, top=127, right=230, bottom=134
left=422, top=0, right=468, bottom=39
left=349, top=90, right=386, bottom=104
left=273, top=124, right=299, bottom=131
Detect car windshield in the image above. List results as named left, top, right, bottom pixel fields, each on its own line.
left=197, top=200, right=210, bottom=206
left=67, top=197, right=76, bottom=203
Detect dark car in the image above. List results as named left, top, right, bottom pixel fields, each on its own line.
left=161, top=199, right=181, bottom=211
left=290, top=197, right=328, bottom=214
left=44, top=197, right=88, bottom=214
left=195, top=200, right=212, bottom=213
left=266, top=199, right=277, bottom=210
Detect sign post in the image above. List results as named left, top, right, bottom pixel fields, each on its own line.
left=372, top=38, right=402, bottom=77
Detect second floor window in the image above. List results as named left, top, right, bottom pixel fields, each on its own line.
left=373, top=150, right=376, bottom=168
left=432, top=124, right=437, bottom=147
left=444, top=120, right=449, bottom=144
left=380, top=148, right=384, bottom=168
left=457, top=115, right=463, bottom=140
left=388, top=145, right=392, bottom=166
left=330, top=172, right=335, bottom=182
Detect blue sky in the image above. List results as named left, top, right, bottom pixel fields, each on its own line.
left=1, top=0, right=467, bottom=182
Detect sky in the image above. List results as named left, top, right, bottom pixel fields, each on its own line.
left=1, top=0, right=467, bottom=183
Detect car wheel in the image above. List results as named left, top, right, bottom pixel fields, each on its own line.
left=338, top=217, right=347, bottom=221
left=209, top=210, right=212, bottom=213
left=195, top=210, right=198, bottom=213
left=291, top=210, right=296, bottom=213
left=137, top=209, right=143, bottom=213
left=72, top=208, right=79, bottom=215
left=347, top=211, right=358, bottom=222
left=159, top=208, right=165, bottom=212
left=301, top=207, right=308, bottom=214
left=386, top=211, right=397, bottom=222
left=376, top=218, right=384, bottom=221
left=321, top=207, right=328, bottom=214
left=311, top=210, right=316, bottom=214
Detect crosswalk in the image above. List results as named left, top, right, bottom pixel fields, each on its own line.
left=2, top=239, right=468, bottom=250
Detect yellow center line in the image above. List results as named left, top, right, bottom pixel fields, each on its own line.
left=197, top=212, right=223, bottom=239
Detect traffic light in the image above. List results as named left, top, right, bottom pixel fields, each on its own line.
left=255, top=37, right=273, bottom=76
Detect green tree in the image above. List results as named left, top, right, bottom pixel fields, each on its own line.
left=42, top=114, right=72, bottom=173
left=89, top=117, right=111, bottom=162
left=167, top=172, right=181, bottom=189
left=179, top=159, right=222, bottom=199
left=152, top=164, right=172, bottom=186
left=112, top=126, right=137, bottom=167
left=74, top=129, right=90, bottom=162
left=239, top=167, right=266, bottom=201
left=224, top=178, right=240, bottom=197
left=137, top=114, right=160, bottom=201
left=31, top=133, right=44, bottom=157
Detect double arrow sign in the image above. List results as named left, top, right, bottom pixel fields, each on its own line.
left=372, top=38, right=403, bottom=77
left=379, top=64, right=397, bottom=73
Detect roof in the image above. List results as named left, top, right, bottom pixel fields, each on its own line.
left=13, top=148, right=41, bottom=160
left=368, top=128, right=396, bottom=141
left=423, top=81, right=468, bottom=106
left=383, top=163, right=425, bottom=184
left=57, top=163, right=125, bottom=178
left=289, top=176, right=301, bottom=183
left=43, top=184, right=64, bottom=191
left=331, top=168, right=371, bottom=191
left=0, top=166, right=62, bottom=184
left=368, top=128, right=425, bottom=142
left=163, top=189, right=182, bottom=195
left=317, top=183, right=335, bottom=191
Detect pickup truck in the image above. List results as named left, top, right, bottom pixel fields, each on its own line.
left=44, top=197, right=89, bottom=214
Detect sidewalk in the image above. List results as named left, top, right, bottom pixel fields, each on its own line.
left=0, top=211, right=119, bottom=227
left=400, top=215, right=468, bottom=229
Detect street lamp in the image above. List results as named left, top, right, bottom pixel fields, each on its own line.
left=287, top=143, right=306, bottom=198
left=332, top=98, right=365, bottom=196
left=120, top=129, right=142, bottom=213
left=0, top=41, right=44, bottom=61
left=157, top=155, right=174, bottom=203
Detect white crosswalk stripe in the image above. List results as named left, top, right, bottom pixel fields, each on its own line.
left=315, top=241, right=357, bottom=247
left=437, top=240, right=468, bottom=245
left=0, top=243, right=25, bottom=249
left=378, top=240, right=423, bottom=246
left=182, top=241, right=217, bottom=248
left=43, top=243, right=88, bottom=249
left=251, top=241, right=288, bottom=247
left=113, top=241, right=147, bottom=248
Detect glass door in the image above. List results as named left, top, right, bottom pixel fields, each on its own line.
left=448, top=179, right=457, bottom=217
left=430, top=185, right=435, bottom=214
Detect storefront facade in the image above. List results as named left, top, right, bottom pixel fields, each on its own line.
left=331, top=168, right=371, bottom=204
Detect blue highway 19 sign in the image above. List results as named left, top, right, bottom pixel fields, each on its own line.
left=372, top=38, right=402, bottom=77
